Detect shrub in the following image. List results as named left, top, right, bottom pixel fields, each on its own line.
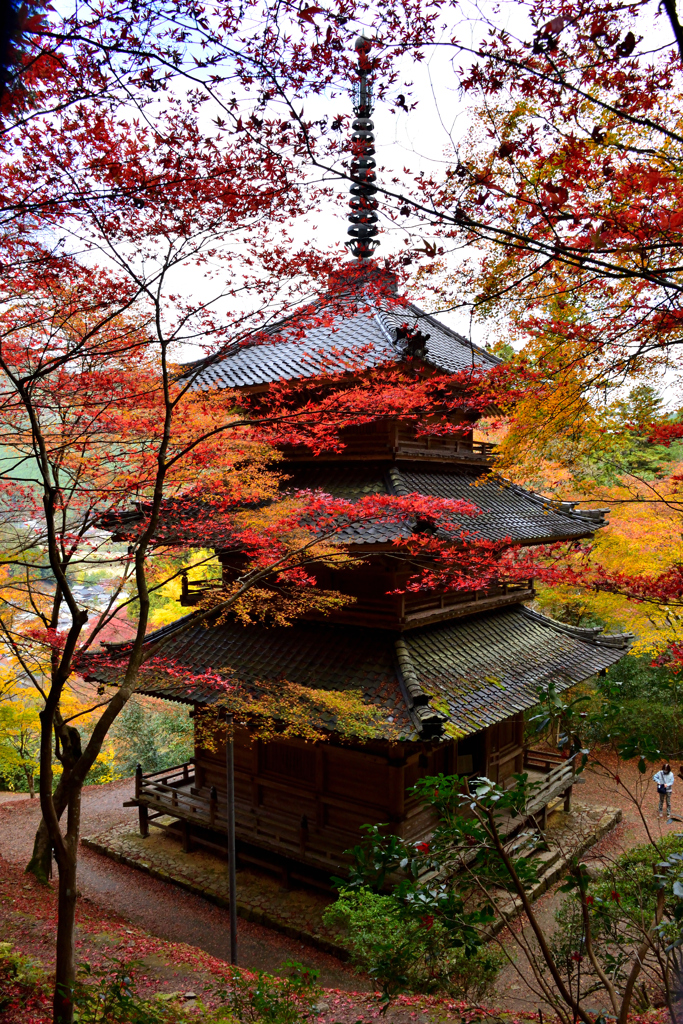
left=324, top=887, right=504, bottom=1002
left=109, top=696, right=193, bottom=775
left=552, top=835, right=683, bottom=1009
left=214, top=960, right=322, bottom=1024
left=0, top=942, right=49, bottom=1017
left=0, top=949, right=322, bottom=1024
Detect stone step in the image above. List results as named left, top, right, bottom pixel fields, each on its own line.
left=532, top=846, right=561, bottom=875
left=483, top=805, right=622, bottom=938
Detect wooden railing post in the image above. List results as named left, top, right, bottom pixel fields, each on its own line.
left=181, top=820, right=191, bottom=853
left=299, top=814, right=309, bottom=857
left=138, top=804, right=149, bottom=839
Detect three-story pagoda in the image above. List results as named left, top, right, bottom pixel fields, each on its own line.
left=98, top=41, right=631, bottom=886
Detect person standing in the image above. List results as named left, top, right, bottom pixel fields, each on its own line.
left=654, top=762, right=674, bottom=821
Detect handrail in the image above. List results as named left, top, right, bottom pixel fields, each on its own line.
left=141, top=761, right=194, bottom=783
left=526, top=757, right=575, bottom=815
left=524, top=747, right=567, bottom=771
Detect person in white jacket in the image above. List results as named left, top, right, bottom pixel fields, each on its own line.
left=654, top=762, right=674, bottom=821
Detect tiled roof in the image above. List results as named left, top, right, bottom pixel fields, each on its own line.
left=106, top=619, right=418, bottom=742
left=102, top=464, right=604, bottom=550
left=403, top=606, right=632, bottom=736
left=91, top=605, right=631, bottom=743
left=186, top=298, right=499, bottom=392
left=283, top=463, right=606, bottom=546
left=389, top=467, right=606, bottom=543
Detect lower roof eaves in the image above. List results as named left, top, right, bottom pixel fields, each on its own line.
left=87, top=605, right=632, bottom=744
left=402, top=605, right=633, bottom=737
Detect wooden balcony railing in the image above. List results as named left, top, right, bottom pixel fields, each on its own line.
left=131, top=761, right=224, bottom=840
left=523, top=750, right=576, bottom=826
left=524, top=747, right=567, bottom=774
left=180, top=574, right=222, bottom=605
left=181, top=570, right=534, bottom=619
left=401, top=582, right=533, bottom=623
left=281, top=435, right=497, bottom=464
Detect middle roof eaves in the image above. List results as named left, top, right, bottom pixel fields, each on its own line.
left=284, top=463, right=605, bottom=546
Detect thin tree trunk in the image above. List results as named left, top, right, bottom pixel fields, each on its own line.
left=617, top=888, right=666, bottom=1024
left=26, top=817, right=53, bottom=881
left=27, top=776, right=67, bottom=882
left=53, top=786, right=81, bottom=1024
left=484, top=806, right=593, bottom=1024
left=662, top=0, right=683, bottom=64
left=579, top=886, right=620, bottom=1015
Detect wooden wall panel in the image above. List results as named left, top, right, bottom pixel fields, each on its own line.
left=189, top=723, right=518, bottom=872
left=323, top=747, right=390, bottom=809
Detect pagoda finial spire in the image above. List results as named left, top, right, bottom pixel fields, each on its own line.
left=345, top=35, right=380, bottom=259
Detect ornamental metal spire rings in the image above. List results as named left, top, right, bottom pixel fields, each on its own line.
left=345, top=35, right=380, bottom=259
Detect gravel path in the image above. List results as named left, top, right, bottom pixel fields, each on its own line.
left=0, top=779, right=361, bottom=990
left=0, top=752, right=669, bottom=1006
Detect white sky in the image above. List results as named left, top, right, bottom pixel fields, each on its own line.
left=43, top=1, right=682, bottom=402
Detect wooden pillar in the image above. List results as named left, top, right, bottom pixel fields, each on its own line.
left=299, top=814, right=309, bottom=857
left=181, top=820, right=191, bottom=853
left=135, top=763, right=142, bottom=799
left=485, top=726, right=494, bottom=781
left=388, top=749, right=406, bottom=820
left=209, top=786, right=217, bottom=827
left=251, top=738, right=260, bottom=809
left=315, top=745, right=324, bottom=829
left=226, top=714, right=238, bottom=965
left=138, top=804, right=149, bottom=839
left=564, top=786, right=573, bottom=813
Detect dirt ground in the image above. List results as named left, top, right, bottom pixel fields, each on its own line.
left=0, top=780, right=359, bottom=990
left=0, top=753, right=676, bottom=1019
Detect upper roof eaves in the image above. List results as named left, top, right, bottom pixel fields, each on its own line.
left=184, top=296, right=500, bottom=392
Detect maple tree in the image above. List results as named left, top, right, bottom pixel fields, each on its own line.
left=412, top=0, right=683, bottom=627
left=0, top=10, right=525, bottom=1024
left=7, top=1, right=683, bottom=1021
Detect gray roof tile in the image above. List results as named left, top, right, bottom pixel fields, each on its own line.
left=185, top=298, right=498, bottom=391
left=89, top=606, right=631, bottom=742
left=285, top=463, right=604, bottom=546
left=403, top=606, right=632, bottom=735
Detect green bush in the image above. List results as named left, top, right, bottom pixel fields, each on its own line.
left=110, top=696, right=193, bottom=775
left=586, top=655, right=683, bottom=758
left=75, top=960, right=179, bottom=1022
left=74, top=958, right=320, bottom=1024
left=324, top=887, right=505, bottom=1002
left=525, top=652, right=683, bottom=760
left=0, top=941, right=48, bottom=1016
left=0, top=948, right=321, bottom=1024
left=215, top=960, right=321, bottom=1024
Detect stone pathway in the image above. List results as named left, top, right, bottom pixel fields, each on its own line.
left=83, top=820, right=343, bottom=957
left=83, top=801, right=621, bottom=957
